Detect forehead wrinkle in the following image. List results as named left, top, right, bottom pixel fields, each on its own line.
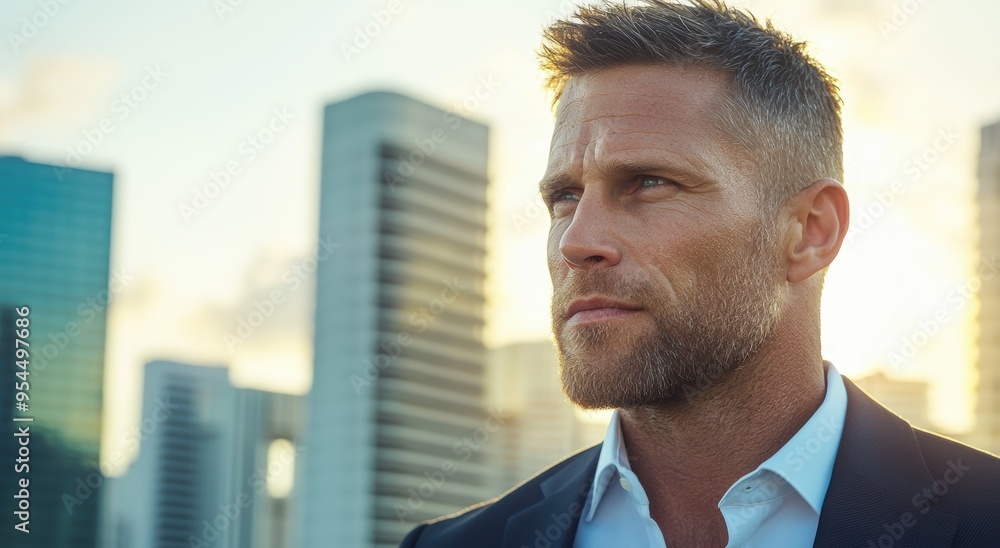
left=545, top=127, right=728, bottom=192
left=591, top=150, right=722, bottom=187
left=588, top=125, right=731, bottom=186
left=576, top=112, right=654, bottom=125
left=539, top=132, right=593, bottom=195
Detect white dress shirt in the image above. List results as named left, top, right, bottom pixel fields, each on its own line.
left=573, top=362, right=847, bottom=548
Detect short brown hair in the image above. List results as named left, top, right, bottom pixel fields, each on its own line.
left=538, top=0, right=843, bottom=212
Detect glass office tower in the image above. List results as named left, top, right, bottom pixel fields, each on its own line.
left=300, top=92, right=493, bottom=548
left=0, top=156, right=114, bottom=547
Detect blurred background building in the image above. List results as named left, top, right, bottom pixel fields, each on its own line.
left=298, top=91, right=494, bottom=548
left=976, top=119, right=1000, bottom=455
left=104, top=361, right=236, bottom=548
left=487, top=340, right=606, bottom=493
left=0, top=156, right=113, bottom=548
left=103, top=360, right=303, bottom=548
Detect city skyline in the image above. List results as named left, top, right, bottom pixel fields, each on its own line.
left=1, top=0, right=999, bottom=478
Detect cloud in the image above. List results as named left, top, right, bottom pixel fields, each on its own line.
left=192, top=246, right=317, bottom=355
left=0, top=55, right=119, bottom=145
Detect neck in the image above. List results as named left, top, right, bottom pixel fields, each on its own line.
left=617, top=320, right=827, bottom=544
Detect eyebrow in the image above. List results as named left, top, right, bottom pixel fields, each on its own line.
left=538, top=173, right=573, bottom=198
left=538, top=157, right=717, bottom=197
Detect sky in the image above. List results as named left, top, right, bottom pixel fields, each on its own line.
left=1, top=0, right=999, bottom=474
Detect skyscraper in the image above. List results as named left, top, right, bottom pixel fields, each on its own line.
left=976, top=120, right=1000, bottom=455
left=230, top=386, right=303, bottom=548
left=486, top=340, right=607, bottom=494
left=107, top=361, right=237, bottom=548
left=300, top=91, right=492, bottom=548
left=104, top=360, right=304, bottom=548
left=0, top=156, right=114, bottom=547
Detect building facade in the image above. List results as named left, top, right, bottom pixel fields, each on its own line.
left=0, top=156, right=114, bottom=547
left=486, top=340, right=607, bottom=494
left=103, top=360, right=304, bottom=548
left=977, top=120, right=1000, bottom=454
left=299, top=91, right=492, bottom=548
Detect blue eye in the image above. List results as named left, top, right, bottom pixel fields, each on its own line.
left=640, top=176, right=668, bottom=187
left=550, top=190, right=579, bottom=202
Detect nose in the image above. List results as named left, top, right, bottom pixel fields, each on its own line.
left=558, top=194, right=622, bottom=270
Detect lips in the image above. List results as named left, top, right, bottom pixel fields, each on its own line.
left=565, top=296, right=642, bottom=321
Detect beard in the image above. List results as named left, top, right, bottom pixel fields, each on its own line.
left=551, top=216, right=785, bottom=409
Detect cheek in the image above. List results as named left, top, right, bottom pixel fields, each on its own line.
left=546, top=224, right=566, bottom=274
left=547, top=242, right=563, bottom=280
left=627, top=227, right=715, bottom=292
left=618, top=216, right=677, bottom=262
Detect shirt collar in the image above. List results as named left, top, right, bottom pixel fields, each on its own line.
left=751, top=361, right=846, bottom=514
left=581, top=361, right=847, bottom=521
left=582, top=407, right=632, bottom=521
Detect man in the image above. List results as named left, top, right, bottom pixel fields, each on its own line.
left=401, top=1, right=1000, bottom=546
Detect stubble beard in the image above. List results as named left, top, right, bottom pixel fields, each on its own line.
left=552, top=218, right=785, bottom=409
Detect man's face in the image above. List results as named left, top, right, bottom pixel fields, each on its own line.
left=544, top=64, right=786, bottom=409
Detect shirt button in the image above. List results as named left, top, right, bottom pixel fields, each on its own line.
left=619, top=477, right=633, bottom=492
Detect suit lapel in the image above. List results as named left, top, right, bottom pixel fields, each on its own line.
left=503, top=446, right=601, bottom=548
left=499, top=376, right=960, bottom=548
left=813, top=378, right=957, bottom=547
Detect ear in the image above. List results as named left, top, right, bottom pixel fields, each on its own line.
left=783, top=178, right=850, bottom=284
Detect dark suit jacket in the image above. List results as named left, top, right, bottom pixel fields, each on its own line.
left=400, top=377, right=1000, bottom=547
